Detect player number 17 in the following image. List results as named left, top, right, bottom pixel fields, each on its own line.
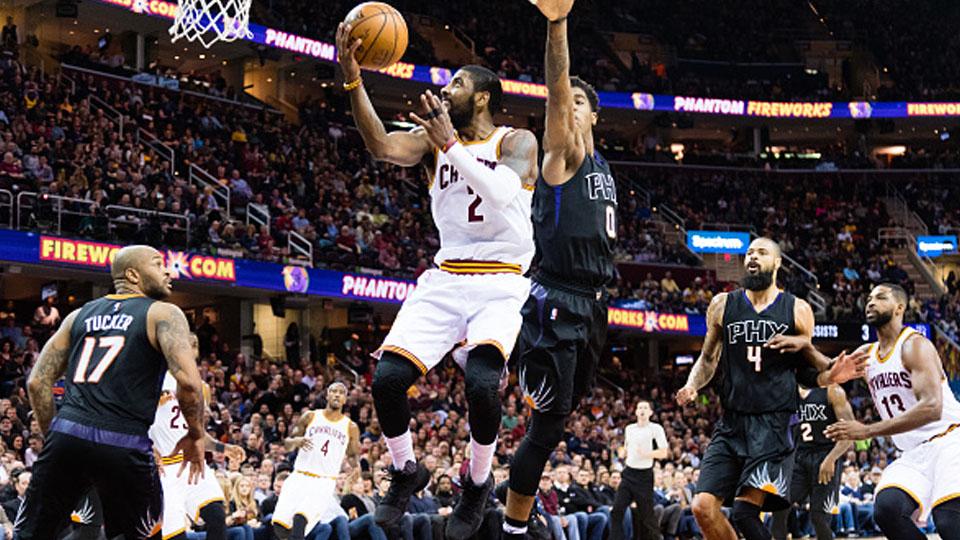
left=747, top=345, right=763, bottom=372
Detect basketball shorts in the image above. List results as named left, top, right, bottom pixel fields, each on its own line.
left=696, top=410, right=795, bottom=511
left=14, top=419, right=163, bottom=540
left=788, top=446, right=842, bottom=515
left=514, top=278, right=607, bottom=415
left=876, top=423, right=960, bottom=521
left=374, top=267, right=529, bottom=373
left=160, top=459, right=225, bottom=538
left=271, top=471, right=346, bottom=533
left=69, top=488, right=104, bottom=528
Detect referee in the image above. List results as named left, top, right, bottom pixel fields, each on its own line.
left=612, top=400, right=668, bottom=540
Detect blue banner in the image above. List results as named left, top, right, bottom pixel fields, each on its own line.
left=917, top=235, right=958, bottom=257
left=686, top=231, right=750, bottom=254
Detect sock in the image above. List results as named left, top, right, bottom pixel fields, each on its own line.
left=385, top=430, right=415, bottom=470
left=470, top=436, right=496, bottom=484
left=503, top=515, right=528, bottom=535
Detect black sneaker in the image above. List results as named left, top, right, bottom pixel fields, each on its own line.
left=445, top=474, right=494, bottom=539
left=374, top=461, right=430, bottom=528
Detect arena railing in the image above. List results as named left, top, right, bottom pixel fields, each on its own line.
left=189, top=166, right=232, bottom=217
left=878, top=227, right=946, bottom=297
left=16, top=192, right=101, bottom=236
left=933, top=322, right=960, bottom=380
left=287, top=230, right=314, bottom=265
left=246, top=203, right=270, bottom=229
left=0, top=189, right=12, bottom=229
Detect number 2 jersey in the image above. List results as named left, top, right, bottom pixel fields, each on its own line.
left=866, top=326, right=960, bottom=451
left=429, top=126, right=535, bottom=272
left=795, top=387, right=836, bottom=451
left=58, top=294, right=166, bottom=436
left=719, top=290, right=814, bottom=414
left=149, top=372, right=212, bottom=457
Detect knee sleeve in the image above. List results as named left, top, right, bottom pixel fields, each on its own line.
left=291, top=514, right=309, bottom=540
left=731, top=501, right=772, bottom=540
left=874, top=488, right=925, bottom=540
left=465, top=345, right=505, bottom=444
left=508, top=411, right=565, bottom=496
left=372, top=352, right=421, bottom=437
left=932, top=498, right=960, bottom=540
left=199, top=501, right=227, bottom=540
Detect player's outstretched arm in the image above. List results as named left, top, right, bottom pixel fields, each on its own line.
left=284, top=411, right=315, bottom=451
left=535, top=0, right=585, bottom=186
left=336, top=22, right=432, bottom=167
left=677, top=293, right=727, bottom=405
left=817, top=385, right=854, bottom=484
left=826, top=334, right=943, bottom=441
left=27, top=310, right=79, bottom=434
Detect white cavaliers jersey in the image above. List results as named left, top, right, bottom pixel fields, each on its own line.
left=430, top=126, right=535, bottom=271
left=293, top=411, right=351, bottom=478
left=866, top=327, right=960, bottom=451
left=149, top=372, right=192, bottom=456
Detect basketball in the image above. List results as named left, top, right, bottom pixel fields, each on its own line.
left=343, top=2, right=408, bottom=70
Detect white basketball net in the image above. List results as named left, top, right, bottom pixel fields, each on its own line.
left=168, top=0, right=253, bottom=48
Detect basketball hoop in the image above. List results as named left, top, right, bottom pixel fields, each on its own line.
left=169, top=0, right=253, bottom=48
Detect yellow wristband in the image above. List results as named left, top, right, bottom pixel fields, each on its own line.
left=343, top=78, right=363, bottom=92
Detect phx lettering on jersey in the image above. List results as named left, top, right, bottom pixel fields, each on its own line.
left=83, top=313, right=135, bottom=333
left=437, top=158, right=497, bottom=190
left=869, top=371, right=913, bottom=392
left=307, top=424, right=348, bottom=445
left=799, top=403, right=828, bottom=422
left=726, top=320, right=789, bottom=344
left=586, top=173, right=617, bottom=203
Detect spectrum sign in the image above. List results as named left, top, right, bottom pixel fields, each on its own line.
left=917, top=235, right=958, bottom=257
left=686, top=231, right=751, bottom=254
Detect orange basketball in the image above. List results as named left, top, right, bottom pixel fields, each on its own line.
left=344, top=2, right=408, bottom=70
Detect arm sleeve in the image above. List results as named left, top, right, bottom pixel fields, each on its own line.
left=444, top=142, right=522, bottom=209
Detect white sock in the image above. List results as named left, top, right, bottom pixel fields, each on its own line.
left=385, top=430, right=415, bottom=470
left=469, top=436, right=496, bottom=484
left=502, top=522, right=528, bottom=535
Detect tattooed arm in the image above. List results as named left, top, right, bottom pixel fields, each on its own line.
left=27, top=310, right=80, bottom=434
left=676, top=293, right=728, bottom=405
left=149, top=301, right=206, bottom=483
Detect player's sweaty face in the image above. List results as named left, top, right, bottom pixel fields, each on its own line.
left=744, top=244, right=777, bottom=275
left=327, top=385, right=346, bottom=407
left=441, top=72, right=476, bottom=130
left=865, top=287, right=898, bottom=324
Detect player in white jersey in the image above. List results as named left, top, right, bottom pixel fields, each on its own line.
left=272, top=382, right=359, bottom=540
left=337, top=21, right=539, bottom=539
left=821, top=284, right=960, bottom=540
left=148, top=335, right=246, bottom=540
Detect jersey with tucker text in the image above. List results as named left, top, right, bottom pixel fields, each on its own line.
left=59, top=294, right=166, bottom=436
left=430, top=126, right=534, bottom=272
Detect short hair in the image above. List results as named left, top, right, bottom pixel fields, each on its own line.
left=570, top=76, right=599, bottom=112
left=636, top=399, right=652, bottom=408
left=877, top=283, right=908, bottom=305
left=275, top=471, right=291, bottom=482
left=460, top=65, right=503, bottom=113
left=750, top=237, right=782, bottom=257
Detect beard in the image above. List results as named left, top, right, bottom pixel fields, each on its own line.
left=866, top=310, right=893, bottom=328
left=447, top=95, right=474, bottom=130
left=741, top=270, right=774, bottom=291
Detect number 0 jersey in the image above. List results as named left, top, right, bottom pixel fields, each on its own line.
left=293, top=411, right=351, bottom=478
left=59, top=294, right=166, bottom=436
left=429, top=126, right=535, bottom=272
left=866, top=326, right=960, bottom=451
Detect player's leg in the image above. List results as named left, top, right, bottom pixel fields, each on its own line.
left=186, top=466, right=228, bottom=540
left=931, top=498, right=960, bottom=540
left=807, top=451, right=840, bottom=540
left=609, top=476, right=637, bottom=540
left=372, top=271, right=459, bottom=528
left=692, top=427, right=741, bottom=540
left=504, top=285, right=584, bottom=539
left=198, top=501, right=228, bottom=540
left=91, top=441, right=163, bottom=540
left=873, top=488, right=925, bottom=540
left=731, top=488, right=771, bottom=540
left=14, top=432, right=93, bottom=540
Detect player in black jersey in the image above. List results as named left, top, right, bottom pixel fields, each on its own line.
left=16, top=245, right=205, bottom=540
left=502, top=1, right=618, bottom=539
left=771, top=385, right=854, bottom=540
left=675, top=238, right=866, bottom=540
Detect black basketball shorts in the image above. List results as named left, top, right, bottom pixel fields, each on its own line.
left=14, top=418, right=163, bottom=540
left=514, top=278, right=607, bottom=416
left=790, top=446, right=843, bottom=515
left=695, top=410, right=796, bottom=512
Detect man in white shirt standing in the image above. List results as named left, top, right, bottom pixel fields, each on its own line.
left=613, top=400, right=669, bottom=540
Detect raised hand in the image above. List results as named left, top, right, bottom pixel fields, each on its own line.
left=827, top=349, right=869, bottom=384
left=409, top=90, right=456, bottom=149
left=336, top=22, right=363, bottom=82
left=528, top=0, right=575, bottom=22
left=676, top=385, right=698, bottom=406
